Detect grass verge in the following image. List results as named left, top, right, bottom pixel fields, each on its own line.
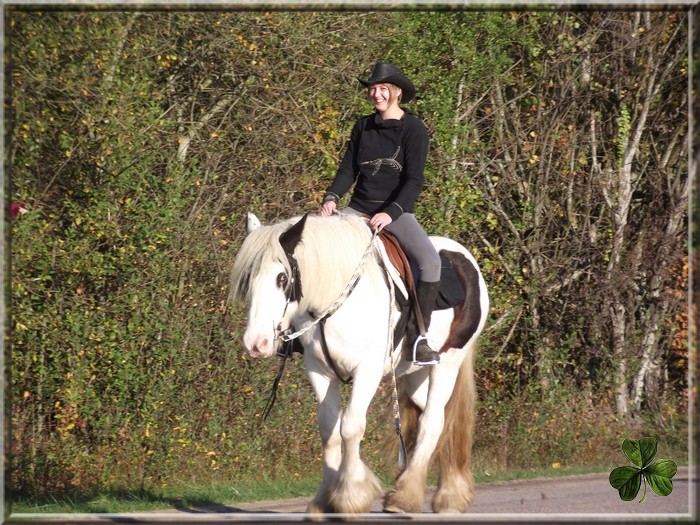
left=10, top=476, right=321, bottom=514
left=10, top=464, right=623, bottom=515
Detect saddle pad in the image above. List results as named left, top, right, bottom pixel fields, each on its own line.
left=436, top=255, right=466, bottom=310
left=408, top=255, right=465, bottom=310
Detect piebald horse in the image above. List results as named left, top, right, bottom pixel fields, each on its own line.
left=229, top=212, right=489, bottom=514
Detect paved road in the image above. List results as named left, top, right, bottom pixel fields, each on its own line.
left=8, top=467, right=695, bottom=523
left=227, top=466, right=695, bottom=518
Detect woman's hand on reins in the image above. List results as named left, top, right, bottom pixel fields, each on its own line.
left=320, top=200, right=337, bottom=216
left=369, top=212, right=392, bottom=232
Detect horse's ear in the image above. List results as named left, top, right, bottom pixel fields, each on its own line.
left=246, top=212, right=262, bottom=235
left=279, top=213, right=308, bottom=255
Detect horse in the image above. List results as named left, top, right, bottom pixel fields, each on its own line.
left=228, top=212, right=489, bottom=514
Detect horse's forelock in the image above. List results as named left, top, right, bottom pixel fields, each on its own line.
left=229, top=221, right=292, bottom=304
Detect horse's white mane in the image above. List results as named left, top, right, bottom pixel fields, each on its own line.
left=229, top=213, right=376, bottom=311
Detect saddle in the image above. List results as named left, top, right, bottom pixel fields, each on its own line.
left=378, top=231, right=465, bottom=311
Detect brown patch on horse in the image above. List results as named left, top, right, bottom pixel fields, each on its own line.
left=439, top=250, right=483, bottom=353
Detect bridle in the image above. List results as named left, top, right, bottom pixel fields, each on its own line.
left=261, top=230, right=378, bottom=422
left=275, top=229, right=378, bottom=345
left=274, top=251, right=303, bottom=341
left=258, top=225, right=408, bottom=468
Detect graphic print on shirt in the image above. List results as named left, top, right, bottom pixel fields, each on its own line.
left=361, top=146, right=402, bottom=177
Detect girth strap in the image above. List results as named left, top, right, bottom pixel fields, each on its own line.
left=319, top=318, right=352, bottom=385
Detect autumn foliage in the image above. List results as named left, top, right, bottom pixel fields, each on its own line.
left=8, top=9, right=689, bottom=497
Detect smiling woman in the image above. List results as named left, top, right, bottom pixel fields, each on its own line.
left=320, top=62, right=443, bottom=366
left=367, top=83, right=404, bottom=119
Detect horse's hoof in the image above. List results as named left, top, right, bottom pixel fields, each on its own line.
left=305, top=501, right=328, bottom=514
left=382, top=504, right=408, bottom=514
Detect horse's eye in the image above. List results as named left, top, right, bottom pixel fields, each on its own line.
left=276, top=272, right=288, bottom=289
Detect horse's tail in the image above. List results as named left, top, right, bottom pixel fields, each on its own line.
left=435, top=345, right=477, bottom=485
left=396, top=348, right=477, bottom=472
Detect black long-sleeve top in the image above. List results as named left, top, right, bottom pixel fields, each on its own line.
left=324, top=110, right=429, bottom=221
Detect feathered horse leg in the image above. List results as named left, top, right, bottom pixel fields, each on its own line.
left=305, top=366, right=342, bottom=514
left=326, top=360, right=384, bottom=513
left=384, top=362, right=460, bottom=513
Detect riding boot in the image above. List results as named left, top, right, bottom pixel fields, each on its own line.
left=409, top=280, right=442, bottom=365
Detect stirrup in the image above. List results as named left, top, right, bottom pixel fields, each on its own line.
left=412, top=335, right=440, bottom=366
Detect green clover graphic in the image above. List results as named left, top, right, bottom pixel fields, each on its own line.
left=609, top=437, right=677, bottom=503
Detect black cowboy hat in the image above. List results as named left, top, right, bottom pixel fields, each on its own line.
left=358, top=62, right=416, bottom=103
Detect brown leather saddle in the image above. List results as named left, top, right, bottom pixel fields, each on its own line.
left=378, top=231, right=415, bottom=292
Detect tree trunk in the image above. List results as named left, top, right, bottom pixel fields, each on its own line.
left=610, top=302, right=630, bottom=417
left=631, top=148, right=688, bottom=415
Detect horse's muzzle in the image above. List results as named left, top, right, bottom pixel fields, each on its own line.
left=243, top=331, right=276, bottom=358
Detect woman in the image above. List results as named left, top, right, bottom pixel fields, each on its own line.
left=320, top=62, right=442, bottom=366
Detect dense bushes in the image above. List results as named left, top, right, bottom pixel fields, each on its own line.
left=8, top=9, right=689, bottom=498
